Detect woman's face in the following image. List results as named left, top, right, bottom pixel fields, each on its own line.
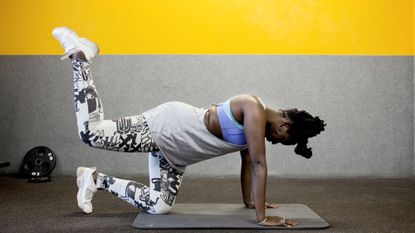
left=279, top=133, right=296, bottom=145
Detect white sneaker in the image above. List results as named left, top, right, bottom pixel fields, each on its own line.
left=52, top=27, right=99, bottom=62
left=76, top=166, right=98, bottom=214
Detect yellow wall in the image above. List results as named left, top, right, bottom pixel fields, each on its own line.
left=0, top=0, right=413, bottom=55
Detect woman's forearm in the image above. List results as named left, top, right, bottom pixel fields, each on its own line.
left=251, top=161, right=267, bottom=222
left=240, top=150, right=252, bottom=206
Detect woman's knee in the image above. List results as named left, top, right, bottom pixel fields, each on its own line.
left=78, top=129, right=101, bottom=149
left=79, top=130, right=93, bottom=146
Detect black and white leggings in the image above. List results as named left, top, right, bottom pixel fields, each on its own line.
left=72, top=59, right=184, bottom=214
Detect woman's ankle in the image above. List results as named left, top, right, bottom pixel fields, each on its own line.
left=70, top=51, right=87, bottom=62
left=92, top=171, right=98, bottom=184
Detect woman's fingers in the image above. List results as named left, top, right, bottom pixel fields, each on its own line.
left=283, top=219, right=298, bottom=227
left=265, top=202, right=279, bottom=208
left=260, top=216, right=298, bottom=227
left=286, top=219, right=298, bottom=226
left=244, top=202, right=255, bottom=209
left=247, top=202, right=278, bottom=209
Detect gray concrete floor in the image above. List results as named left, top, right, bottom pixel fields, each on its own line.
left=0, top=176, right=414, bottom=233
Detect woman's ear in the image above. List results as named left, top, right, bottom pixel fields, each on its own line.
left=276, top=124, right=287, bottom=135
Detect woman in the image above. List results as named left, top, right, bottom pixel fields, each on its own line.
left=52, top=27, right=326, bottom=227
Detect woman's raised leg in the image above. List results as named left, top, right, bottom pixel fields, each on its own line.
left=71, top=57, right=159, bottom=152
left=53, top=27, right=158, bottom=153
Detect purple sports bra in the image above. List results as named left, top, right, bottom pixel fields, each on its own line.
left=216, top=98, right=247, bottom=145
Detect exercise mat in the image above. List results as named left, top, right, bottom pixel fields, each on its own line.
left=132, top=203, right=330, bottom=229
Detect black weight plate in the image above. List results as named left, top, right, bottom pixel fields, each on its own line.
left=22, top=146, right=56, bottom=177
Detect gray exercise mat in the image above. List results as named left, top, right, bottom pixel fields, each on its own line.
left=132, top=203, right=330, bottom=229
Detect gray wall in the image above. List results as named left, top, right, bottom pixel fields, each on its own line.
left=0, top=56, right=413, bottom=178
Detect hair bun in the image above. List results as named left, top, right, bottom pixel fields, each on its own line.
left=284, top=109, right=326, bottom=159
left=294, top=141, right=312, bottom=159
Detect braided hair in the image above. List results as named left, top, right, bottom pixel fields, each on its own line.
left=284, top=109, right=326, bottom=159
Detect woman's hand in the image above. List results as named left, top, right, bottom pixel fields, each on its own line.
left=245, top=202, right=279, bottom=209
left=258, top=216, right=298, bottom=227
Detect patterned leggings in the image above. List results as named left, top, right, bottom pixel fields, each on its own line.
left=72, top=59, right=184, bottom=214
